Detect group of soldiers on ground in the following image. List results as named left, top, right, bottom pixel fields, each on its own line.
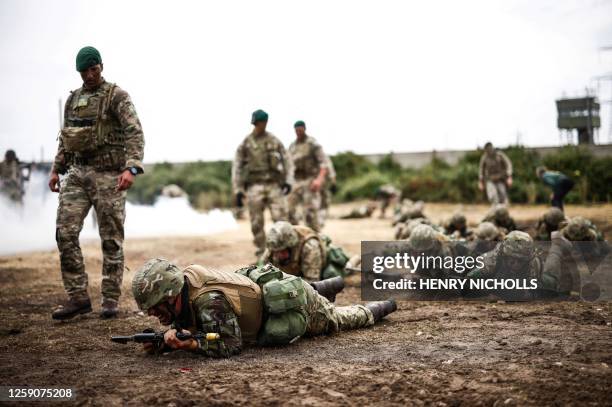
left=22, top=45, right=606, bottom=359
left=45, top=46, right=397, bottom=359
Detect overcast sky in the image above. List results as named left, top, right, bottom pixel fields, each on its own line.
left=1, top=0, right=611, bottom=163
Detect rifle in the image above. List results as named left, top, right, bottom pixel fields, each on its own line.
left=111, top=330, right=220, bottom=346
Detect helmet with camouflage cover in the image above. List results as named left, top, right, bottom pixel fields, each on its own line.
left=493, top=205, right=510, bottom=222
left=543, top=207, right=566, bottom=228
left=409, top=224, right=440, bottom=252
left=266, top=221, right=299, bottom=251
left=475, top=222, right=502, bottom=241
left=132, top=258, right=184, bottom=311
left=449, top=212, right=467, bottom=229
left=501, top=231, right=534, bottom=258
left=562, top=216, right=597, bottom=241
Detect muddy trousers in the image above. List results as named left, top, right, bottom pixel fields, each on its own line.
left=55, top=166, right=126, bottom=303
left=304, top=283, right=374, bottom=336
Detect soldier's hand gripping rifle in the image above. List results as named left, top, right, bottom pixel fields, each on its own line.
left=111, top=329, right=220, bottom=352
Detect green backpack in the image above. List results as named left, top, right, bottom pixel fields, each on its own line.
left=238, top=264, right=309, bottom=345
left=320, top=235, right=350, bottom=280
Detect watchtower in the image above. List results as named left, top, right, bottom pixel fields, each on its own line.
left=556, top=97, right=600, bottom=144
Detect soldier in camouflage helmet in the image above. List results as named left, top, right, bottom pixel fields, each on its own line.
left=395, top=217, right=436, bottom=240
left=232, top=110, right=293, bottom=257
left=535, top=207, right=568, bottom=241
left=287, top=121, right=329, bottom=232
left=482, top=204, right=517, bottom=233
left=407, top=224, right=454, bottom=278
left=50, top=46, right=145, bottom=320
left=340, top=202, right=378, bottom=219
left=465, top=231, right=560, bottom=299
left=560, top=217, right=603, bottom=242
left=465, top=221, right=504, bottom=257
left=131, top=258, right=396, bottom=357
left=392, top=200, right=426, bottom=226
left=443, top=212, right=472, bottom=239
left=260, top=221, right=350, bottom=281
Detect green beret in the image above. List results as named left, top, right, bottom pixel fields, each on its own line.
left=294, top=120, right=306, bottom=128
left=76, top=46, right=102, bottom=72
left=251, top=109, right=269, bottom=124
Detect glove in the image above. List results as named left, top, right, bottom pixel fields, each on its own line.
left=235, top=192, right=245, bottom=208
left=330, top=183, right=338, bottom=194
left=281, top=183, right=291, bottom=195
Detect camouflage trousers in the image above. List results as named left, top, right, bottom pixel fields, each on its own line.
left=56, top=166, right=126, bottom=303
left=485, top=180, right=508, bottom=205
left=288, top=178, right=321, bottom=232
left=0, top=180, right=23, bottom=203
left=304, top=282, right=374, bottom=336
left=246, top=182, right=287, bottom=256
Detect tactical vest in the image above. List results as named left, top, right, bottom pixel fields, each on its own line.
left=291, top=137, right=319, bottom=180
left=241, top=133, right=284, bottom=184
left=278, top=226, right=326, bottom=276
left=61, top=81, right=127, bottom=170
left=482, top=152, right=508, bottom=182
left=183, top=265, right=263, bottom=344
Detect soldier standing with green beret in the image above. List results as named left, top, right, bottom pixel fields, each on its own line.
left=49, top=46, right=145, bottom=320
left=232, top=110, right=293, bottom=257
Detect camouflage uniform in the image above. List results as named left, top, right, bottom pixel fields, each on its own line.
left=132, top=259, right=376, bottom=358
left=392, top=200, right=425, bottom=226
left=259, top=221, right=349, bottom=281
left=482, top=204, right=517, bottom=233
left=340, top=202, right=377, bottom=219
left=53, top=79, right=144, bottom=304
left=376, top=184, right=400, bottom=218
left=479, top=149, right=512, bottom=204
left=287, top=135, right=328, bottom=231
left=466, top=231, right=560, bottom=300
left=443, top=213, right=471, bottom=239
left=0, top=155, right=23, bottom=202
left=535, top=207, right=567, bottom=241
left=319, top=154, right=336, bottom=227
left=232, top=131, right=292, bottom=256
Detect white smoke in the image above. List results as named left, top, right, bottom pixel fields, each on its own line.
left=0, top=170, right=237, bottom=256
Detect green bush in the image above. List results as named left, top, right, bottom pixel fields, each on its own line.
left=128, top=145, right=612, bottom=209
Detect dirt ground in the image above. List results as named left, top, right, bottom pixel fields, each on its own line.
left=1, top=203, right=611, bottom=406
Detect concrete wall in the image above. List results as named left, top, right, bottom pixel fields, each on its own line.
left=362, top=144, right=612, bottom=169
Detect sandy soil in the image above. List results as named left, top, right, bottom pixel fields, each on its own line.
left=0, top=203, right=611, bottom=406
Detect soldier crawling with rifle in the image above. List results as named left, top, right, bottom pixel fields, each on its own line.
left=113, top=258, right=396, bottom=356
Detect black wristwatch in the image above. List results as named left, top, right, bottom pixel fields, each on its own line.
left=128, top=167, right=139, bottom=176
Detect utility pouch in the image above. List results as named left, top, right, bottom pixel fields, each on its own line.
left=262, top=275, right=307, bottom=314
left=61, top=126, right=97, bottom=153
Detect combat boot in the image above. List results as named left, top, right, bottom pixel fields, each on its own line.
left=51, top=298, right=92, bottom=320
left=311, top=276, right=345, bottom=302
left=365, top=299, right=397, bottom=322
left=101, top=299, right=118, bottom=319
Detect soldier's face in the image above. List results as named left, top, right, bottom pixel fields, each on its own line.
left=80, top=64, right=103, bottom=90
left=272, top=249, right=290, bottom=264
left=295, top=126, right=306, bottom=138
left=147, top=301, right=175, bottom=325
left=254, top=121, right=267, bottom=134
